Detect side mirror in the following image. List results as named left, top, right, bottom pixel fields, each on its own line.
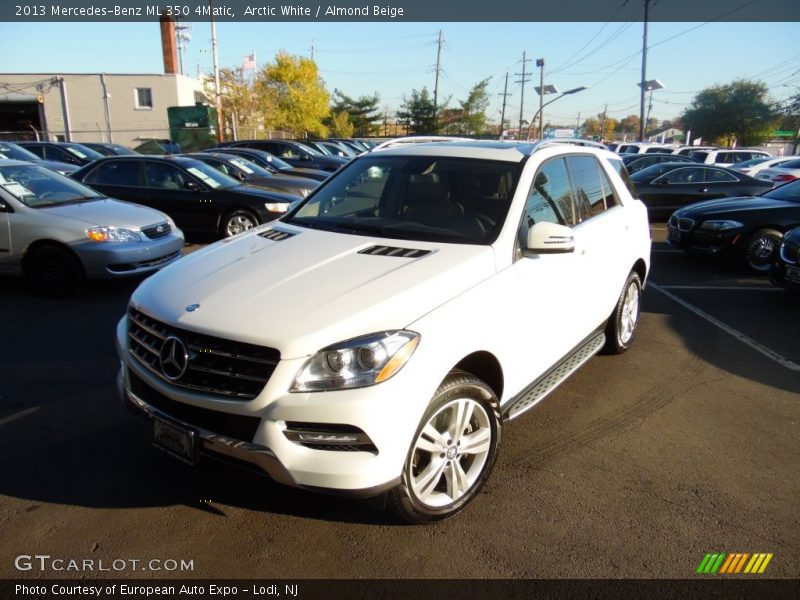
left=523, top=222, right=575, bottom=255
left=184, top=180, right=202, bottom=192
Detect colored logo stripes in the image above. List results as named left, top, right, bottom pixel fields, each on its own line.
left=696, top=552, right=773, bottom=574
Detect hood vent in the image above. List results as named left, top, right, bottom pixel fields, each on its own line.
left=258, top=229, right=296, bottom=242
left=358, top=245, right=431, bottom=258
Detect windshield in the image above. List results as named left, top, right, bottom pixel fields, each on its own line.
left=228, top=156, right=272, bottom=177
left=284, top=155, right=519, bottom=245
left=265, top=153, right=294, bottom=170
left=0, top=164, right=103, bottom=207
left=0, top=143, right=40, bottom=161
left=64, top=144, right=105, bottom=160
left=763, top=179, right=800, bottom=202
left=178, top=158, right=239, bottom=189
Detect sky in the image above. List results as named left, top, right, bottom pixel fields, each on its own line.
left=1, top=19, right=798, bottom=130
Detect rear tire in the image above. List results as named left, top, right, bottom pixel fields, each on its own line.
left=389, top=371, right=500, bottom=524
left=602, top=271, right=642, bottom=355
left=24, top=245, right=85, bottom=297
left=220, top=209, right=260, bottom=238
left=737, top=228, right=782, bottom=274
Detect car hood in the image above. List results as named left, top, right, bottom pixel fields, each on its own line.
left=40, top=198, right=172, bottom=229
left=286, top=167, right=329, bottom=180
left=130, top=223, right=496, bottom=359
left=245, top=175, right=315, bottom=193
left=231, top=184, right=299, bottom=202
left=675, top=195, right=794, bottom=218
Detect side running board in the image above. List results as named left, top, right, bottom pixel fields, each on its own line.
left=502, top=331, right=606, bottom=422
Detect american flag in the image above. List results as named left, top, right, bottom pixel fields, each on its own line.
left=243, top=53, right=256, bottom=70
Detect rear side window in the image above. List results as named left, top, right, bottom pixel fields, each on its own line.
left=606, top=156, right=637, bottom=198
left=90, top=161, right=141, bottom=186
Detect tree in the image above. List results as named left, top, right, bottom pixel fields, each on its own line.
left=616, top=114, right=640, bottom=137
left=329, top=90, right=381, bottom=136
left=396, top=87, right=437, bottom=134
left=458, top=78, right=492, bottom=135
left=681, top=80, right=780, bottom=146
left=328, top=111, right=355, bottom=137
left=258, top=52, right=330, bottom=137
left=582, top=113, right=618, bottom=140
left=214, top=67, right=273, bottom=139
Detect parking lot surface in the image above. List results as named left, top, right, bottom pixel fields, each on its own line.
left=0, top=225, right=797, bottom=579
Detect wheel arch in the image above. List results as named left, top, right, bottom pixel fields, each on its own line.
left=452, top=351, right=504, bottom=402
left=22, top=238, right=85, bottom=273
left=632, top=258, right=648, bottom=286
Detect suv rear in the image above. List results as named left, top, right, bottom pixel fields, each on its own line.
left=116, top=141, right=651, bottom=523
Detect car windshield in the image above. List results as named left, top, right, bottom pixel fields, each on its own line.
left=293, top=141, right=321, bottom=156
left=178, top=158, right=239, bottom=189
left=762, top=179, right=800, bottom=202
left=227, top=156, right=272, bottom=177
left=0, top=164, right=103, bottom=207
left=265, top=154, right=294, bottom=170
left=65, top=144, right=105, bottom=160
left=284, top=155, right=519, bottom=245
left=0, top=143, right=40, bottom=161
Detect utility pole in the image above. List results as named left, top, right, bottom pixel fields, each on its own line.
left=575, top=111, right=581, bottom=136
left=638, top=0, right=650, bottom=142
left=210, top=0, right=224, bottom=142
left=310, top=41, right=315, bottom=60
left=515, top=51, right=532, bottom=140
left=536, top=58, right=544, bottom=139
left=498, top=71, right=511, bottom=138
left=600, top=104, right=607, bottom=140
left=432, top=30, right=443, bottom=134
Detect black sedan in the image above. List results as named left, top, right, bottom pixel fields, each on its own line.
left=71, top=155, right=300, bottom=239
left=218, top=140, right=347, bottom=172
left=188, top=152, right=319, bottom=198
left=771, top=226, right=800, bottom=293
left=212, top=147, right=330, bottom=182
left=16, top=141, right=105, bottom=166
left=667, top=179, right=800, bottom=273
left=631, top=162, right=773, bottom=220
left=622, top=152, right=696, bottom=174
left=0, top=142, right=79, bottom=174
left=81, top=142, right=139, bottom=156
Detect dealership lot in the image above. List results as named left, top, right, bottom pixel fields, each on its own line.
left=0, top=225, right=797, bottom=579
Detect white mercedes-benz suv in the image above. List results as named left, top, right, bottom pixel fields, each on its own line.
left=116, top=140, right=651, bottom=523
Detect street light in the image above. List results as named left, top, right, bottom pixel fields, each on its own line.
left=637, top=79, right=663, bottom=140
left=526, top=86, right=589, bottom=141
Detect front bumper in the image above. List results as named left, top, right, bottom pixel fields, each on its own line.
left=666, top=222, right=740, bottom=255
left=770, top=261, right=800, bottom=293
left=76, top=231, right=185, bottom=279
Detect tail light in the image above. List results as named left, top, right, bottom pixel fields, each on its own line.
left=773, top=174, right=798, bottom=182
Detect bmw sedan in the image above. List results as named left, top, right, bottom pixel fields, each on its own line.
left=71, top=155, right=300, bottom=239
left=667, top=179, right=800, bottom=273
left=631, top=162, right=773, bottom=220
left=771, top=225, right=800, bottom=293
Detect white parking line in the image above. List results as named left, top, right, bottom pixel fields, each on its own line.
left=649, top=282, right=800, bottom=372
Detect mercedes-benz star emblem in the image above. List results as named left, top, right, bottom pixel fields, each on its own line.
left=185, top=303, right=200, bottom=312
left=159, top=336, right=189, bottom=381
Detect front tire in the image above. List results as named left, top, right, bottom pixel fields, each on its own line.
left=603, top=271, right=642, bottom=354
left=738, top=228, right=782, bottom=274
left=220, top=209, right=260, bottom=238
left=389, top=371, right=500, bottom=524
left=23, top=244, right=85, bottom=297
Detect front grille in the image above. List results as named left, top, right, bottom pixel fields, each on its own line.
left=141, top=222, right=172, bottom=239
left=129, top=372, right=262, bottom=442
left=358, top=245, right=431, bottom=258
left=127, top=308, right=280, bottom=400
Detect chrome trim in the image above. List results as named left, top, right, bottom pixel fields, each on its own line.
left=125, top=387, right=297, bottom=487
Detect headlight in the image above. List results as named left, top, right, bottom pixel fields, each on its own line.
left=265, top=202, right=292, bottom=213
left=698, top=220, right=743, bottom=232
left=291, top=331, right=420, bottom=392
left=86, top=226, right=143, bottom=243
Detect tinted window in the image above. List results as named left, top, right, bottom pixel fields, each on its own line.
left=706, top=168, right=737, bottom=182
left=690, top=151, right=708, bottom=162
left=93, top=160, right=140, bottom=186
left=661, top=167, right=703, bottom=183
left=527, top=158, right=575, bottom=226
left=764, top=179, right=800, bottom=202
left=781, top=158, right=800, bottom=169
left=606, top=156, right=637, bottom=197
left=567, top=155, right=609, bottom=221
left=145, top=162, right=187, bottom=189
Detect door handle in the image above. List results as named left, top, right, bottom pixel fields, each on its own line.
left=697, top=187, right=709, bottom=193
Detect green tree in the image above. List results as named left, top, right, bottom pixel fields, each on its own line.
left=214, top=67, right=273, bottom=139
left=258, top=52, right=330, bottom=137
left=681, top=80, right=780, bottom=146
left=329, top=89, right=381, bottom=136
left=396, top=87, right=437, bottom=134
left=328, top=110, right=355, bottom=138
left=458, top=78, right=492, bottom=135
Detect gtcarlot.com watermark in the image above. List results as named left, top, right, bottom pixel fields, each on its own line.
left=14, top=554, right=194, bottom=572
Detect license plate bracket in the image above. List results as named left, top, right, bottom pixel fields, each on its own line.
left=152, top=415, right=196, bottom=465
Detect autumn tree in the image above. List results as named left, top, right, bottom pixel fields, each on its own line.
left=681, top=80, right=780, bottom=146
left=329, top=90, right=381, bottom=136
left=215, top=67, right=273, bottom=139
left=258, top=52, right=330, bottom=137
left=328, top=111, right=355, bottom=137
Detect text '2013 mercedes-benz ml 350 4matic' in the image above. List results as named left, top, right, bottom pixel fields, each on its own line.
left=116, top=140, right=651, bottom=523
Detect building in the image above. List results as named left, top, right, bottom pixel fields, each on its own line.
left=0, top=15, right=209, bottom=148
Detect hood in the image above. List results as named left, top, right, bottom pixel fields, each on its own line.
left=245, top=176, right=313, bottom=196
left=284, top=167, right=330, bottom=181
left=675, top=195, right=794, bottom=218
left=232, top=184, right=299, bottom=202
left=131, top=224, right=496, bottom=359
left=41, top=198, right=171, bottom=229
